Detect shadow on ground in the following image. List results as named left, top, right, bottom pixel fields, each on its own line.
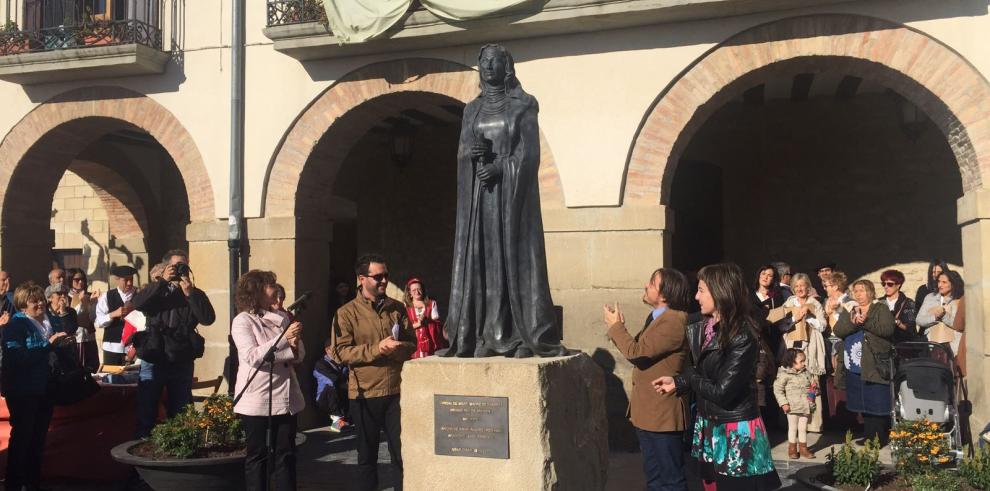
left=27, top=426, right=896, bottom=490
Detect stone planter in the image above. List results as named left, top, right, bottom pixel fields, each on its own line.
left=795, top=464, right=841, bottom=490
left=110, top=440, right=245, bottom=491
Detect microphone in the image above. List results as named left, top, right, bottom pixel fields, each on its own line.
left=285, top=290, right=312, bottom=313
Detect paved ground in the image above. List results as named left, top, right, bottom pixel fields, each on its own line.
left=291, top=426, right=884, bottom=490
left=28, top=426, right=892, bottom=490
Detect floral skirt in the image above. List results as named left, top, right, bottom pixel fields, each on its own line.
left=691, top=414, right=780, bottom=489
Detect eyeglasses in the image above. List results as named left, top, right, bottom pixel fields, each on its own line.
left=363, top=273, right=389, bottom=283
left=72, top=277, right=85, bottom=282
left=880, top=281, right=899, bottom=287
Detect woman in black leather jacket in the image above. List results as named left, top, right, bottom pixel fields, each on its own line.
left=654, top=263, right=781, bottom=491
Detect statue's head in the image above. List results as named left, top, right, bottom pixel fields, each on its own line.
left=478, top=44, right=518, bottom=91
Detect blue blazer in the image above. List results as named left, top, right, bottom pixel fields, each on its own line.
left=1, top=313, right=53, bottom=397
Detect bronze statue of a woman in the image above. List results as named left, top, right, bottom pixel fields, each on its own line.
left=443, top=44, right=567, bottom=358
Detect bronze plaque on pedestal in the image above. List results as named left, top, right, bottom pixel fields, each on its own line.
left=434, top=395, right=509, bottom=459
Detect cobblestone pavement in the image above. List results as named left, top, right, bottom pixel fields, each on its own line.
left=25, top=427, right=894, bottom=490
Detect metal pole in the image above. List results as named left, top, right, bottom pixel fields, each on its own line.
left=227, top=0, right=245, bottom=394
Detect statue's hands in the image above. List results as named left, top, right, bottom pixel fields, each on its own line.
left=470, top=141, right=488, bottom=161
left=477, top=163, right=502, bottom=184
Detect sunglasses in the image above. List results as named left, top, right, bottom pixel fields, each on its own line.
left=363, top=273, right=389, bottom=283
left=880, top=281, right=899, bottom=287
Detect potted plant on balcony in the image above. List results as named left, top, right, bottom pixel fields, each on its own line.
left=73, top=7, right=116, bottom=47
left=0, top=21, right=31, bottom=55
left=111, top=395, right=246, bottom=491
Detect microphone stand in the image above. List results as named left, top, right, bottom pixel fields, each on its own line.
left=232, top=293, right=309, bottom=491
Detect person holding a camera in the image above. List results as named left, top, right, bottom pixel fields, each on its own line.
left=132, top=249, right=216, bottom=438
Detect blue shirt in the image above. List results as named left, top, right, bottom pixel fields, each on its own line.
left=649, top=306, right=668, bottom=323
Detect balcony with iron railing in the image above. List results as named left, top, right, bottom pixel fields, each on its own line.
left=262, top=0, right=873, bottom=61
left=0, top=0, right=169, bottom=84
left=266, top=0, right=329, bottom=28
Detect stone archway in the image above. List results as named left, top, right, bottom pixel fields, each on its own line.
left=623, top=13, right=990, bottom=433
left=263, top=57, right=566, bottom=217
left=0, top=86, right=215, bottom=282
left=257, top=59, right=567, bottom=428
left=624, top=14, right=990, bottom=206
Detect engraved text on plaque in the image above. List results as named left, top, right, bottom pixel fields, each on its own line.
left=434, top=395, right=509, bottom=459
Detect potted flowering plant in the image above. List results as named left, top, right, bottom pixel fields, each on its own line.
left=111, top=395, right=246, bottom=490
left=889, top=419, right=955, bottom=473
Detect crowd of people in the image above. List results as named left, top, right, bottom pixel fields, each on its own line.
left=0, top=250, right=215, bottom=491
left=602, top=259, right=969, bottom=491
left=233, top=254, right=450, bottom=491
left=0, top=250, right=969, bottom=491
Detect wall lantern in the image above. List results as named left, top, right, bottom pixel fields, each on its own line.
left=390, top=119, right=416, bottom=168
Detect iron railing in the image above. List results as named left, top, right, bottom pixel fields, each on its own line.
left=266, top=0, right=423, bottom=28
left=266, top=0, right=326, bottom=27
left=0, top=0, right=162, bottom=56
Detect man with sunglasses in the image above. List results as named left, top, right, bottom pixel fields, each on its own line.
left=332, top=254, right=414, bottom=491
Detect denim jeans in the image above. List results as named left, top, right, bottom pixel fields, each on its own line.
left=637, top=429, right=687, bottom=491
left=135, top=359, right=195, bottom=438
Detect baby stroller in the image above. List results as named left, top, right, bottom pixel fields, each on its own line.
left=891, top=341, right=971, bottom=460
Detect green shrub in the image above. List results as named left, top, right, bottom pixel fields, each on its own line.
left=908, top=469, right=964, bottom=491
left=961, top=445, right=990, bottom=490
left=149, top=395, right=244, bottom=459
left=827, top=431, right=881, bottom=487
left=150, top=405, right=201, bottom=458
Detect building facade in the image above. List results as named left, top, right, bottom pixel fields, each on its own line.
left=0, top=0, right=988, bottom=436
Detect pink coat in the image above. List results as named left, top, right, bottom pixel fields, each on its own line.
left=232, top=310, right=306, bottom=416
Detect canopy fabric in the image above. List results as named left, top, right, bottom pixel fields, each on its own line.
left=321, top=0, right=531, bottom=43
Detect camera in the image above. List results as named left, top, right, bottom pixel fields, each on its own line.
left=171, top=262, right=191, bottom=281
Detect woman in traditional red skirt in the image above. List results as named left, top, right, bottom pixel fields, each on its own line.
left=403, top=278, right=447, bottom=358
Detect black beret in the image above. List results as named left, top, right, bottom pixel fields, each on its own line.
left=110, top=265, right=137, bottom=277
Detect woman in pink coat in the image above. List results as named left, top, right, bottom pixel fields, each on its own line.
left=231, top=270, right=305, bottom=491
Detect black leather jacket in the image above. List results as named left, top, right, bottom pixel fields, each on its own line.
left=674, top=319, right=760, bottom=424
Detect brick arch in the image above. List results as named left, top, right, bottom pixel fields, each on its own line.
left=0, top=86, right=214, bottom=221
left=0, top=87, right=212, bottom=280
left=263, top=58, right=565, bottom=217
left=625, top=14, right=990, bottom=206
left=69, top=160, right=149, bottom=240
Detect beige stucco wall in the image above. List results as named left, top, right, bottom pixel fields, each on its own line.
left=0, top=0, right=985, bottom=214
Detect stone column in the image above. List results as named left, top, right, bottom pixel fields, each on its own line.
left=185, top=220, right=233, bottom=390
left=541, top=204, right=670, bottom=450
left=957, top=189, right=990, bottom=435
left=245, top=216, right=332, bottom=429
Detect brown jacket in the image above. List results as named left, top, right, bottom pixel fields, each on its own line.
left=332, top=295, right=415, bottom=399
left=607, top=308, right=689, bottom=432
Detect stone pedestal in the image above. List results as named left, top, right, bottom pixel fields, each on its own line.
left=401, top=352, right=608, bottom=491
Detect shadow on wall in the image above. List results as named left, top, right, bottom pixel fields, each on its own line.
left=79, top=219, right=108, bottom=283
left=591, top=348, right=637, bottom=452
left=107, top=235, right=146, bottom=281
